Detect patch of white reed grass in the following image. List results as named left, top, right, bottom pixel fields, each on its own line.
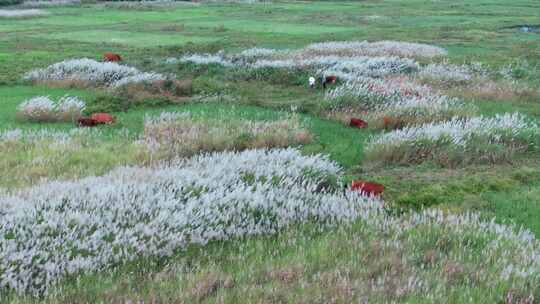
left=141, top=111, right=312, bottom=158
left=418, top=63, right=475, bottom=86
left=0, top=9, right=47, bottom=18
left=0, top=148, right=380, bottom=295
left=325, top=76, right=473, bottom=128
left=178, top=53, right=234, bottom=67
left=23, top=58, right=166, bottom=88
left=365, top=113, right=540, bottom=165
left=15, top=95, right=85, bottom=123
left=20, top=0, right=80, bottom=8
left=304, top=40, right=448, bottom=58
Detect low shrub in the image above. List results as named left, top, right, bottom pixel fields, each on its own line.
left=460, top=79, right=540, bottom=102
left=141, top=112, right=312, bottom=158
left=0, top=8, right=46, bottom=17
left=0, top=0, right=23, bottom=6
left=16, top=95, right=85, bottom=123
left=232, top=66, right=309, bottom=86
left=83, top=95, right=127, bottom=114
left=20, top=0, right=81, bottom=8
left=365, top=113, right=540, bottom=166
left=498, top=60, right=537, bottom=80
left=0, top=148, right=379, bottom=295
left=163, top=41, right=224, bottom=59
left=177, top=45, right=421, bottom=81
left=418, top=63, right=477, bottom=87
left=325, top=76, right=473, bottom=129
left=23, top=58, right=166, bottom=88
left=178, top=53, right=234, bottom=67
left=0, top=127, right=141, bottom=188
left=99, top=0, right=192, bottom=10
left=326, top=76, right=433, bottom=110
left=304, top=40, right=448, bottom=58
left=236, top=47, right=280, bottom=61
left=363, top=95, right=475, bottom=129
left=115, top=78, right=193, bottom=103
left=191, top=76, right=230, bottom=95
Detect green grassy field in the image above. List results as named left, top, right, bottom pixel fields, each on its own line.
left=2, top=0, right=540, bottom=84
left=1, top=0, right=540, bottom=302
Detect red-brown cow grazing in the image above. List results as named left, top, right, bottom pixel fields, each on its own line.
left=349, top=118, right=368, bottom=128
left=103, top=53, right=122, bottom=62
left=90, top=113, right=115, bottom=124
left=77, top=117, right=99, bottom=127
left=382, top=116, right=404, bottom=130
left=350, top=180, right=385, bottom=196
left=383, top=116, right=393, bottom=129
left=322, top=75, right=337, bottom=89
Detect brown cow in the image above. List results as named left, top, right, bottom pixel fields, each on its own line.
left=103, top=52, right=122, bottom=62
left=350, top=180, right=385, bottom=196
left=322, top=75, right=337, bottom=89
left=90, top=113, right=115, bottom=124
left=382, top=116, right=404, bottom=130
left=77, top=117, right=99, bottom=127
left=383, top=116, right=393, bottom=129
left=349, top=118, right=368, bottom=129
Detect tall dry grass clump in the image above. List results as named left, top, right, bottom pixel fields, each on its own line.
left=0, top=128, right=142, bottom=189
left=365, top=113, right=540, bottom=166
left=115, top=79, right=193, bottom=102
left=325, top=76, right=475, bottom=129
left=0, top=9, right=47, bottom=18
left=23, top=58, right=166, bottom=88
left=0, top=148, right=379, bottom=295
left=303, top=40, right=448, bottom=58
left=15, top=95, right=85, bottom=123
left=142, top=112, right=311, bottom=159
left=177, top=42, right=423, bottom=80
left=20, top=0, right=80, bottom=8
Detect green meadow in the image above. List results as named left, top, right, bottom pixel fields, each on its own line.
left=1, top=0, right=540, bottom=302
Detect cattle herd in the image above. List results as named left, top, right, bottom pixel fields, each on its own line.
left=76, top=53, right=123, bottom=127
left=312, top=75, right=380, bottom=195
left=78, top=112, right=115, bottom=126
left=85, top=52, right=383, bottom=196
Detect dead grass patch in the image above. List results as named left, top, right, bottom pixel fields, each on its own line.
left=115, top=79, right=193, bottom=103
left=190, top=272, right=234, bottom=301
left=142, top=112, right=312, bottom=159
left=160, top=24, right=185, bottom=32
left=34, top=79, right=95, bottom=89
left=266, top=265, right=304, bottom=284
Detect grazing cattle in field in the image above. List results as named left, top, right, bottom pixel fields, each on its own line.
left=77, top=117, right=99, bottom=127
left=103, top=52, right=122, bottom=62
left=382, top=116, right=404, bottom=130
left=350, top=180, right=385, bottom=196
left=383, top=116, right=393, bottom=129
left=322, top=75, right=337, bottom=89
left=90, top=113, right=115, bottom=124
left=349, top=118, right=368, bottom=128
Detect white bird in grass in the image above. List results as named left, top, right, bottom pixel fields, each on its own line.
left=309, top=76, right=316, bottom=88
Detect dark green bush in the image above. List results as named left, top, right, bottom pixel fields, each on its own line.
left=115, top=79, right=193, bottom=101
left=163, top=41, right=223, bottom=58
left=230, top=67, right=311, bottom=86
left=176, top=62, right=228, bottom=78
left=0, top=0, right=23, bottom=6
left=192, top=76, right=230, bottom=95
left=84, top=95, right=129, bottom=114
left=89, top=80, right=195, bottom=114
